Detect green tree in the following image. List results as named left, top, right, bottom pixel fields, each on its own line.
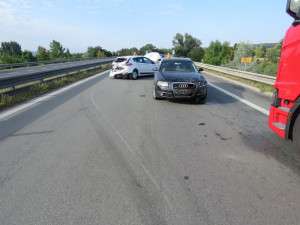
left=118, top=47, right=138, bottom=56
left=86, top=46, right=112, bottom=57
left=204, top=40, right=222, bottom=65
left=101, top=48, right=112, bottom=57
left=172, top=33, right=202, bottom=57
left=261, top=62, right=279, bottom=76
left=0, top=54, right=23, bottom=64
left=87, top=46, right=99, bottom=57
left=204, top=40, right=233, bottom=65
left=73, top=53, right=83, bottom=58
left=259, top=42, right=282, bottom=76
left=233, top=43, right=239, bottom=52
left=36, top=46, right=50, bottom=61
left=188, top=47, right=205, bottom=62
left=254, top=45, right=267, bottom=58
left=139, top=44, right=157, bottom=55
left=22, top=50, right=36, bottom=62
left=64, top=48, right=72, bottom=59
left=235, top=42, right=254, bottom=58
left=49, top=40, right=65, bottom=59
left=226, top=42, right=259, bottom=72
left=0, top=41, right=22, bottom=56
left=97, top=50, right=105, bottom=57
left=266, top=43, right=282, bottom=63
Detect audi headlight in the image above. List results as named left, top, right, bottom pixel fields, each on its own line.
left=157, top=81, right=169, bottom=87
left=195, top=81, right=201, bottom=87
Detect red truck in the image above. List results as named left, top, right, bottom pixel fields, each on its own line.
left=269, top=0, right=300, bottom=153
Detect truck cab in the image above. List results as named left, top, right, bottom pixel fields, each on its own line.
left=269, top=0, right=300, bottom=153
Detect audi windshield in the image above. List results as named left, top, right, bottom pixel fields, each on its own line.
left=160, top=60, right=198, bottom=73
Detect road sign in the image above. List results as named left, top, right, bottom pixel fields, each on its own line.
left=241, top=57, right=252, bottom=63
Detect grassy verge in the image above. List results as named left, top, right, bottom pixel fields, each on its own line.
left=203, top=68, right=274, bottom=93
left=0, top=64, right=111, bottom=111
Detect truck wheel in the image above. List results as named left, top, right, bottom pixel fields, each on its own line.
left=131, top=70, right=138, bottom=80
left=293, top=114, right=300, bottom=155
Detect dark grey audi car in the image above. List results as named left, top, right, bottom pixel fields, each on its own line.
left=152, top=57, right=207, bottom=103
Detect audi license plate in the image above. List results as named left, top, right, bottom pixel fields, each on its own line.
left=176, top=89, right=191, bottom=95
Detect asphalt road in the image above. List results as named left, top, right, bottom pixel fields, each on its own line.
left=0, top=70, right=299, bottom=225
left=0, top=58, right=114, bottom=80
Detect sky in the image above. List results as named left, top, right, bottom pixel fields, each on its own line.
left=0, top=0, right=294, bottom=53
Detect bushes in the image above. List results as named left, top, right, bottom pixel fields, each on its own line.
left=0, top=54, right=24, bottom=64
left=261, top=62, right=279, bottom=76
left=203, top=41, right=281, bottom=76
left=203, top=40, right=233, bottom=66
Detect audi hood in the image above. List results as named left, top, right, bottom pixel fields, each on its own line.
left=160, top=72, right=205, bottom=83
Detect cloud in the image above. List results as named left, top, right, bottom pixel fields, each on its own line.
left=0, top=0, right=110, bottom=52
left=0, top=1, right=11, bottom=7
left=0, top=0, right=32, bottom=21
left=0, top=2, right=103, bottom=51
left=1, top=17, right=105, bottom=51
left=1, top=0, right=32, bottom=9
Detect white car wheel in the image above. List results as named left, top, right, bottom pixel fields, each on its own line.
left=131, top=70, right=138, bottom=80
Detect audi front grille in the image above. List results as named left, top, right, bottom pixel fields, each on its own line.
left=172, top=82, right=195, bottom=97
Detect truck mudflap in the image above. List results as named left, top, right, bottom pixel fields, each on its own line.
left=268, top=106, right=286, bottom=139
left=269, top=102, right=300, bottom=141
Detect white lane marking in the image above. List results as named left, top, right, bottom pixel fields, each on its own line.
left=208, top=82, right=270, bottom=116
left=0, top=71, right=109, bottom=120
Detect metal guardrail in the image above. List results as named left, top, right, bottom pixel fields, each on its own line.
left=0, top=58, right=115, bottom=95
left=0, top=57, right=108, bottom=69
left=195, top=62, right=276, bottom=86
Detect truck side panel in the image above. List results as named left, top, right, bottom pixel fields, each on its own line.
left=269, top=24, right=300, bottom=139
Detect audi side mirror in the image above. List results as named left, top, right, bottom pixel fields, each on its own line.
left=198, top=68, right=203, bottom=72
left=153, top=67, right=158, bottom=71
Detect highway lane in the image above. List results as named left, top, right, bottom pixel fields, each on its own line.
left=203, top=71, right=272, bottom=114
left=0, top=58, right=114, bottom=79
left=0, top=71, right=299, bottom=225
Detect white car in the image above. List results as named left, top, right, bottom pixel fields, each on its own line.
left=109, top=56, right=157, bottom=79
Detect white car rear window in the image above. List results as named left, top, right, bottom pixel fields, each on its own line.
left=115, top=58, right=128, bottom=63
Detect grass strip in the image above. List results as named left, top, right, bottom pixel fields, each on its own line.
left=0, top=64, right=110, bottom=111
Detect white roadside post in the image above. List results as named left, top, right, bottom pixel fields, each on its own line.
left=241, top=57, right=252, bottom=71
